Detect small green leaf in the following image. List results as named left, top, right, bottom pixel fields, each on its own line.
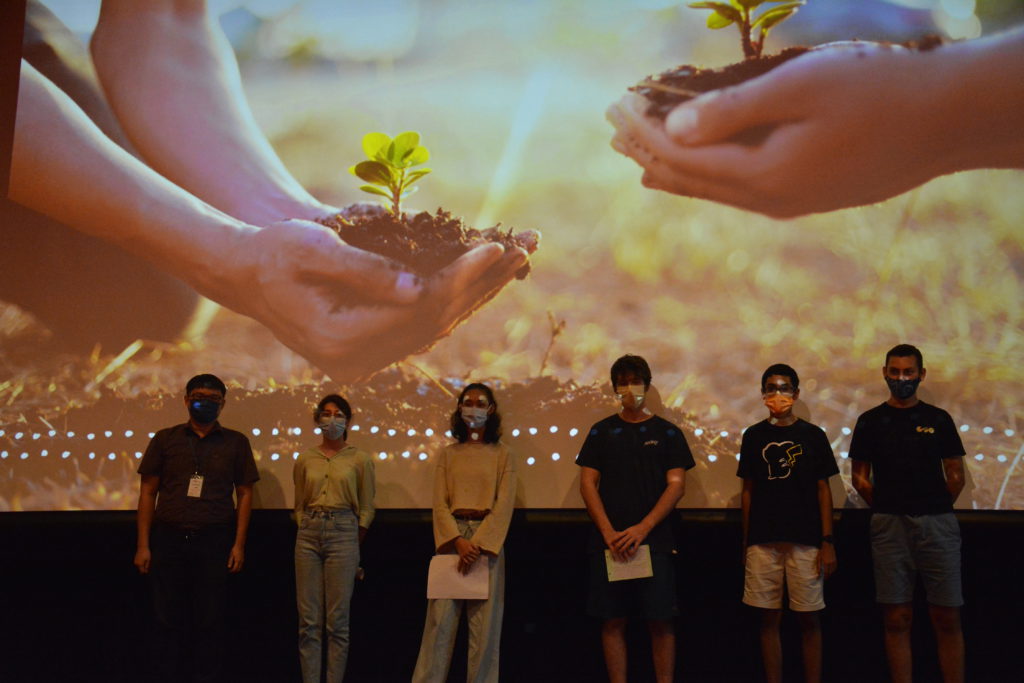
left=707, top=11, right=736, bottom=28
left=405, top=168, right=432, bottom=184
left=361, top=132, right=391, bottom=160
left=359, top=184, right=393, bottom=199
left=753, top=4, right=801, bottom=30
left=351, top=160, right=393, bottom=185
left=734, top=0, right=767, bottom=9
left=390, top=131, right=421, bottom=161
left=404, top=146, right=430, bottom=166
left=688, top=0, right=742, bottom=19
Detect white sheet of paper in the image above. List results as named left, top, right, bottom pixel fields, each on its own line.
left=605, top=544, right=654, bottom=582
left=427, top=554, right=490, bottom=599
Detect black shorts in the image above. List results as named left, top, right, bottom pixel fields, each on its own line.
left=587, top=550, right=678, bottom=620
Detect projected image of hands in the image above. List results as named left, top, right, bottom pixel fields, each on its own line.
left=2, top=0, right=1022, bottom=511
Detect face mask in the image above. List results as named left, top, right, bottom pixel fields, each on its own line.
left=188, top=398, right=221, bottom=425
left=615, top=383, right=646, bottom=408
left=318, top=417, right=346, bottom=440
left=461, top=406, right=489, bottom=429
left=886, top=377, right=921, bottom=400
left=763, top=394, right=794, bottom=415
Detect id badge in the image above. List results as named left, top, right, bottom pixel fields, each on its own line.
left=187, top=474, right=204, bottom=498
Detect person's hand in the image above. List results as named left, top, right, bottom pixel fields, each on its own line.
left=222, top=218, right=537, bottom=382
left=609, top=522, right=650, bottom=559
left=608, top=41, right=964, bottom=218
left=134, top=547, right=151, bottom=574
left=227, top=544, right=245, bottom=573
left=818, top=542, right=837, bottom=579
left=454, top=537, right=482, bottom=574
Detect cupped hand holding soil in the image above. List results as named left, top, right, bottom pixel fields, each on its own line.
left=608, top=36, right=1019, bottom=218
left=234, top=209, right=537, bottom=383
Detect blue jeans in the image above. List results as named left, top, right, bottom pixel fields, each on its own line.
left=295, top=508, right=360, bottom=683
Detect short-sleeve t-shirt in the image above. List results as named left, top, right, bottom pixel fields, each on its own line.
left=576, top=414, right=695, bottom=553
left=849, top=401, right=964, bottom=515
left=737, top=419, right=838, bottom=547
left=139, top=422, right=259, bottom=527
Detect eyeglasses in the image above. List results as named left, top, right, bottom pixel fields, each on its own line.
left=762, top=385, right=795, bottom=397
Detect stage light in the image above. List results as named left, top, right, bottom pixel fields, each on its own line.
left=107, top=453, right=116, bottom=460
left=370, top=426, right=380, bottom=434
left=418, top=452, right=427, bottom=461
left=104, top=430, right=113, bottom=438
left=252, top=428, right=261, bottom=436
left=512, top=429, right=521, bottom=437
left=407, top=429, right=417, bottom=436
left=0, top=451, right=7, bottom=459
left=293, top=453, right=299, bottom=460
left=271, top=453, right=280, bottom=461
left=148, top=432, right=155, bottom=438
left=0, top=430, right=4, bottom=437
left=14, top=432, right=24, bottom=440
left=975, top=454, right=984, bottom=461
left=694, top=428, right=704, bottom=436
left=68, top=431, right=76, bottom=438
left=48, top=430, right=57, bottom=437
left=526, top=457, right=536, bottom=465
left=840, top=452, right=849, bottom=459
left=379, top=452, right=387, bottom=460
left=708, top=455, right=718, bottom=462
left=388, top=429, right=396, bottom=436
left=444, top=430, right=452, bottom=438
left=842, top=427, right=851, bottom=435
left=1007, top=429, right=1016, bottom=437
left=21, top=452, right=28, bottom=459
left=40, top=450, right=48, bottom=457
left=134, top=452, right=142, bottom=459
left=720, top=431, right=729, bottom=438
left=88, top=452, right=96, bottom=459
left=983, top=426, right=993, bottom=434
left=351, top=425, right=360, bottom=431
left=549, top=426, right=558, bottom=433
left=551, top=453, right=560, bottom=461
left=734, top=454, right=740, bottom=460
left=86, top=433, right=95, bottom=440
left=529, top=427, right=538, bottom=435
left=402, top=451, right=410, bottom=458
left=124, top=430, right=133, bottom=437
left=272, top=428, right=280, bottom=436
left=425, top=428, right=435, bottom=437
left=32, top=433, right=41, bottom=440
left=998, top=455, right=1007, bottom=463
left=569, top=428, right=579, bottom=437
left=62, top=451, right=70, bottom=459
left=293, top=428, right=302, bottom=436
left=960, top=424, right=970, bottom=432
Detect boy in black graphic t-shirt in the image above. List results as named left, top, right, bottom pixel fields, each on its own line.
left=738, top=364, right=838, bottom=683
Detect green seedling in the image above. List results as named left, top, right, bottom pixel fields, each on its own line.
left=350, top=131, right=432, bottom=216
left=688, top=0, right=805, bottom=59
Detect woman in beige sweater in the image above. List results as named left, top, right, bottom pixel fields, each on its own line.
left=412, top=383, right=517, bottom=683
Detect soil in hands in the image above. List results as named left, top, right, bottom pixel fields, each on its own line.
left=318, top=203, right=533, bottom=279
left=632, top=36, right=943, bottom=142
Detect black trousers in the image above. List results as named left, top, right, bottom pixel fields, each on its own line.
left=149, top=523, right=234, bottom=683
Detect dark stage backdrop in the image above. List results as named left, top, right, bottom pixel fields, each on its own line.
left=2, top=1, right=1022, bottom=510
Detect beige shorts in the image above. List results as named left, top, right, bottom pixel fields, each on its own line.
left=743, top=542, right=824, bottom=612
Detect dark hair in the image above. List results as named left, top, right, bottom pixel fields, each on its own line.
left=761, top=363, right=799, bottom=391
left=450, top=382, right=502, bottom=444
left=315, top=394, right=352, bottom=440
left=885, top=343, right=924, bottom=371
left=185, top=373, right=226, bottom=397
left=610, top=354, right=652, bottom=390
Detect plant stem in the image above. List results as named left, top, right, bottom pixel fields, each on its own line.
left=740, top=7, right=755, bottom=59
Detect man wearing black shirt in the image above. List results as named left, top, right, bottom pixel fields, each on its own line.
left=739, top=363, right=838, bottom=683
left=577, top=355, right=695, bottom=683
left=135, top=374, right=259, bottom=683
left=850, top=344, right=966, bottom=683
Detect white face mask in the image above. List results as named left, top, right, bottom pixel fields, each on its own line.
left=615, top=383, right=646, bottom=408
left=461, top=406, right=489, bottom=429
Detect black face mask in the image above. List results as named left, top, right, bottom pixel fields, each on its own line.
left=886, top=377, right=921, bottom=400
left=188, top=399, right=221, bottom=424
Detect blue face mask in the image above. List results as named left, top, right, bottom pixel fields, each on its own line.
left=886, top=377, right=921, bottom=400
left=319, top=417, right=347, bottom=441
left=188, top=398, right=221, bottom=425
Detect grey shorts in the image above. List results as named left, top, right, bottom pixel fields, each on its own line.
left=870, top=512, right=963, bottom=607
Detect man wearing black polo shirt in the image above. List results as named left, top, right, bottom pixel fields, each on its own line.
left=850, top=344, right=966, bottom=683
left=135, top=374, right=259, bottom=683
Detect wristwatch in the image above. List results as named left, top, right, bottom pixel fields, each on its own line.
left=821, top=535, right=835, bottom=544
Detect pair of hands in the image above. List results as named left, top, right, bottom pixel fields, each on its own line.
left=229, top=217, right=539, bottom=383
left=608, top=41, right=960, bottom=218
left=133, top=544, right=245, bottom=574
left=603, top=522, right=651, bottom=563
left=454, top=536, right=487, bottom=575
